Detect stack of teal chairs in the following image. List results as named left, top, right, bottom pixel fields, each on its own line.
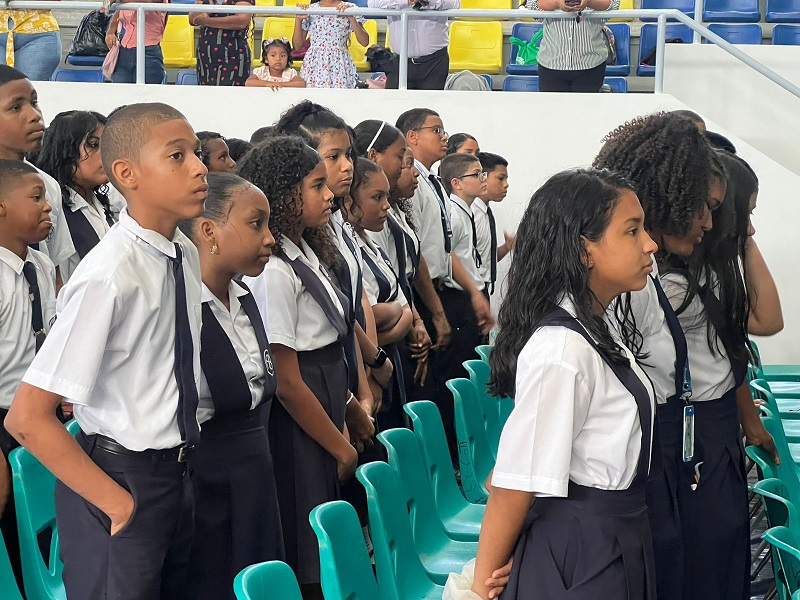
left=233, top=561, right=302, bottom=600
left=763, top=526, right=800, bottom=598
left=0, top=529, right=24, bottom=600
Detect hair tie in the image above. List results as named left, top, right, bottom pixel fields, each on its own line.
left=366, top=121, right=386, bottom=154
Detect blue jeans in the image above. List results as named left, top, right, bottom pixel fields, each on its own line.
left=0, top=30, right=62, bottom=81
left=112, top=45, right=165, bottom=84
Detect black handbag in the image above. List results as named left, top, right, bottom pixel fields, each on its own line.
left=68, top=10, right=111, bottom=57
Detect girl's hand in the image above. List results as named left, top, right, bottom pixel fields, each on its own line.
left=106, top=490, right=135, bottom=537
left=337, top=1, right=350, bottom=10
left=270, top=83, right=283, bottom=91
left=336, top=442, right=358, bottom=482
left=485, top=559, right=513, bottom=599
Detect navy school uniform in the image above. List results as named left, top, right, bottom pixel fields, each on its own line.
left=495, top=301, right=656, bottom=600
left=659, top=271, right=750, bottom=600
left=58, top=187, right=118, bottom=283
left=187, top=280, right=284, bottom=600
left=247, top=235, right=349, bottom=587
left=21, top=209, right=202, bottom=600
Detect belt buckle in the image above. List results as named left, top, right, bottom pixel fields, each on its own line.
left=411, top=57, right=420, bottom=65
left=177, top=445, right=192, bottom=462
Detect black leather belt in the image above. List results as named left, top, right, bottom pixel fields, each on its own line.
left=93, top=434, right=195, bottom=463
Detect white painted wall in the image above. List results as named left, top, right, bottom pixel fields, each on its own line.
left=33, top=83, right=800, bottom=363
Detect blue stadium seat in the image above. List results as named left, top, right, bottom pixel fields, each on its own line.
left=605, top=23, right=631, bottom=76
left=170, top=0, right=194, bottom=15
left=641, top=0, right=694, bottom=20
left=176, top=69, right=198, bottom=85
left=480, top=74, right=492, bottom=88
left=773, top=23, right=800, bottom=43
left=603, top=76, right=628, bottom=92
left=506, top=22, right=541, bottom=75
left=65, top=55, right=105, bottom=67
left=50, top=68, right=105, bottom=82
left=637, top=23, right=693, bottom=76
left=706, top=23, right=763, bottom=43
left=502, top=75, right=539, bottom=92
left=703, top=0, right=761, bottom=21
left=767, top=0, right=800, bottom=21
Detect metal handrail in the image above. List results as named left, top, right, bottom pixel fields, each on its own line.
left=0, top=1, right=797, bottom=99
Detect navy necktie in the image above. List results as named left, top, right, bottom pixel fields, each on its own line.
left=487, top=206, right=497, bottom=295
left=170, top=244, right=200, bottom=447
left=428, top=174, right=452, bottom=253
left=22, top=262, right=46, bottom=352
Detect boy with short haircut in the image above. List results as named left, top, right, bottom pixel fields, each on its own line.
left=0, top=159, right=56, bottom=587
left=474, top=151, right=515, bottom=297
left=0, top=66, right=71, bottom=279
left=7, top=102, right=209, bottom=600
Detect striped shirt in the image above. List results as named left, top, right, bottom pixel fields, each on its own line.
left=527, top=0, right=620, bottom=71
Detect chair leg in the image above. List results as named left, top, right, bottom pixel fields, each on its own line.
left=751, top=540, right=770, bottom=580
left=751, top=507, right=766, bottom=531
left=762, top=583, right=777, bottom=600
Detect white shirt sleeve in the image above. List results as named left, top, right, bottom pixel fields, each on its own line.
left=263, top=263, right=300, bottom=350
left=492, top=345, right=591, bottom=497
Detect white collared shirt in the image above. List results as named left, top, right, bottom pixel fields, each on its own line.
left=245, top=235, right=345, bottom=352
left=492, top=299, right=655, bottom=497
left=369, top=207, right=420, bottom=282
left=22, top=209, right=202, bottom=451
left=472, top=198, right=493, bottom=286
left=328, top=210, right=363, bottom=318
left=660, top=272, right=736, bottom=402
left=356, top=231, right=408, bottom=307
left=446, top=194, right=484, bottom=292
left=0, top=247, right=56, bottom=410
left=197, top=282, right=265, bottom=424
left=59, top=188, right=116, bottom=284
left=410, top=160, right=451, bottom=281
left=29, top=165, right=72, bottom=268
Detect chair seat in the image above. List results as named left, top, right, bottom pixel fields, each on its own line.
left=450, top=62, right=502, bottom=74
left=441, top=502, right=485, bottom=542
left=774, top=397, right=800, bottom=415
left=767, top=9, right=800, bottom=21
left=418, top=542, right=479, bottom=585
left=703, top=9, right=761, bottom=20
left=771, top=381, right=800, bottom=398
left=66, top=55, right=105, bottom=67
left=763, top=365, right=800, bottom=380
left=505, top=63, right=538, bottom=75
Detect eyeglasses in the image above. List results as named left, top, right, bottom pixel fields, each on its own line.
left=459, top=171, right=488, bottom=182
left=415, top=125, right=448, bottom=138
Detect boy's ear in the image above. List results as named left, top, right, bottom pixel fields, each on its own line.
left=111, top=158, right=137, bottom=191
left=0, top=199, right=6, bottom=217
left=450, top=176, right=462, bottom=192
left=405, top=130, right=418, bottom=147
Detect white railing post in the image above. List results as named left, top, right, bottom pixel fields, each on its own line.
left=136, top=5, right=146, bottom=84
left=654, top=13, right=667, bottom=93
left=399, top=10, right=409, bottom=90
left=693, top=0, right=703, bottom=43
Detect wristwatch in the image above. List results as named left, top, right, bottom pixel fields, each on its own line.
left=368, top=348, right=389, bottom=369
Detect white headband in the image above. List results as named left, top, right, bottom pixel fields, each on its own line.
left=366, top=121, right=387, bottom=154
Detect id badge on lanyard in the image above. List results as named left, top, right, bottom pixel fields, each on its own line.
left=681, top=362, right=694, bottom=462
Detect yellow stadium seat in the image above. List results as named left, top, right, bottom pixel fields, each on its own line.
left=254, top=17, right=302, bottom=68
left=255, top=0, right=277, bottom=17
left=611, top=0, right=634, bottom=21
left=162, top=15, right=196, bottom=68
left=456, top=0, right=513, bottom=20
left=349, top=19, right=378, bottom=71
left=448, top=21, right=503, bottom=74
left=282, top=0, right=301, bottom=6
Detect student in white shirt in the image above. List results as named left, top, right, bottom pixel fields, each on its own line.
left=33, top=110, right=118, bottom=284
left=237, top=136, right=357, bottom=599
left=6, top=103, right=209, bottom=600
left=344, top=158, right=413, bottom=430
left=595, top=115, right=780, bottom=600
left=471, top=168, right=658, bottom=600
left=0, top=160, right=56, bottom=588
left=178, top=172, right=284, bottom=600
left=446, top=132, right=480, bottom=156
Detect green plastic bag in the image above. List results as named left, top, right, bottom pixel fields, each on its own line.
left=510, top=29, right=543, bottom=66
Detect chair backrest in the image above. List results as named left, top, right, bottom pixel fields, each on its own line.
left=8, top=447, right=65, bottom=600
left=460, top=0, right=513, bottom=7
left=448, top=21, right=503, bottom=73
left=773, top=24, right=800, bottom=44
left=233, top=561, right=302, bottom=600
left=638, top=24, right=693, bottom=62
left=640, top=0, right=695, bottom=17
left=475, top=344, right=491, bottom=362
left=447, top=378, right=494, bottom=503
left=752, top=478, right=800, bottom=530
left=707, top=23, right=763, bottom=43
left=378, top=428, right=451, bottom=555
left=603, top=76, right=628, bottom=92
left=766, top=0, right=800, bottom=21
left=260, top=17, right=297, bottom=62
left=462, top=359, right=502, bottom=455
left=508, top=22, right=542, bottom=65
left=606, top=22, right=631, bottom=66
left=161, top=15, right=196, bottom=68
left=502, top=75, right=539, bottom=92
left=50, top=68, right=105, bottom=83
left=349, top=19, right=378, bottom=70
left=764, top=526, right=800, bottom=595
left=746, top=443, right=779, bottom=480
left=403, top=401, right=467, bottom=520
left=356, top=462, right=437, bottom=600
left=761, top=413, right=800, bottom=505
left=751, top=379, right=783, bottom=417
left=176, top=69, right=198, bottom=85
left=309, top=501, right=379, bottom=600
left=0, top=529, right=24, bottom=600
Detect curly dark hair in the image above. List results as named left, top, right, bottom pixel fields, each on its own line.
left=489, top=168, right=638, bottom=398
left=235, top=135, right=340, bottom=267
left=593, top=112, right=716, bottom=241
left=32, top=110, right=114, bottom=222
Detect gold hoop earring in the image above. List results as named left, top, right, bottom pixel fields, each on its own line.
left=211, top=244, right=219, bottom=255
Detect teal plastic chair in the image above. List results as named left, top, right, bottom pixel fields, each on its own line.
left=64, top=420, right=80, bottom=436
left=309, top=501, right=380, bottom=600
left=764, top=526, right=800, bottom=597
left=233, top=561, right=302, bottom=600
left=356, top=462, right=445, bottom=598
left=747, top=443, right=780, bottom=480
left=761, top=412, right=800, bottom=504
left=0, top=529, right=24, bottom=600
left=447, top=378, right=494, bottom=504
left=752, top=380, right=800, bottom=442
left=475, top=344, right=492, bottom=362
left=8, top=446, right=65, bottom=600
left=379, top=427, right=480, bottom=542
left=403, top=401, right=486, bottom=526
left=751, top=340, right=800, bottom=381
left=463, top=359, right=503, bottom=458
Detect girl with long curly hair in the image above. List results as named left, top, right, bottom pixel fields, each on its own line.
left=236, top=135, right=354, bottom=600
left=472, top=168, right=658, bottom=600
left=33, top=110, right=117, bottom=283
left=594, top=114, right=780, bottom=600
